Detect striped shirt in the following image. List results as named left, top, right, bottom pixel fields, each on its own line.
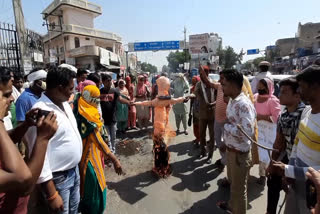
left=285, top=109, right=320, bottom=180
left=277, top=103, right=309, bottom=157
left=215, top=84, right=227, bottom=122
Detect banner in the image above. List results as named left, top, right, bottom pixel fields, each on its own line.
left=99, top=48, right=110, bottom=66
left=257, top=120, right=277, bottom=164
left=189, top=33, right=210, bottom=54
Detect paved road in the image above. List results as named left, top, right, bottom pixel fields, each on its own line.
left=105, top=111, right=285, bottom=214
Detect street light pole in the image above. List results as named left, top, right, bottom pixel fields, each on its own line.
left=184, top=26, right=187, bottom=63
left=125, top=50, right=129, bottom=77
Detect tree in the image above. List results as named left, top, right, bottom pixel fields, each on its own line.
left=166, top=51, right=191, bottom=72
left=242, top=61, right=253, bottom=70
left=141, top=62, right=158, bottom=73
left=217, top=46, right=239, bottom=69
left=161, top=65, right=169, bottom=73
left=252, top=57, right=265, bottom=69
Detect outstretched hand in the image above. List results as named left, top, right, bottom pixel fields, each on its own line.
left=306, top=167, right=320, bottom=195
left=113, top=159, right=123, bottom=175
left=183, top=97, right=190, bottom=103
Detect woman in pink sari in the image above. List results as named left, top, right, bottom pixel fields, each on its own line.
left=126, top=76, right=137, bottom=129
left=254, top=77, right=281, bottom=185
left=135, top=75, right=150, bottom=129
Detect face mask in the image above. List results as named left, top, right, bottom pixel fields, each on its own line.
left=39, top=81, right=46, bottom=90
left=258, top=89, right=268, bottom=95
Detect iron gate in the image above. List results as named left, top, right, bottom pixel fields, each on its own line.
left=0, top=22, right=21, bottom=70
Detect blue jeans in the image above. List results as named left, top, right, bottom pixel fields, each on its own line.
left=52, top=167, right=80, bottom=214
left=106, top=123, right=117, bottom=153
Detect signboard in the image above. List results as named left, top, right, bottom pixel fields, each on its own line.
left=66, top=57, right=75, bottom=65
left=132, top=41, right=180, bottom=51
left=23, top=58, right=32, bottom=75
left=184, top=62, right=190, bottom=70
left=99, top=48, right=110, bottom=66
left=247, top=49, right=260, bottom=55
left=189, top=33, right=210, bottom=54
left=49, top=56, right=57, bottom=63
left=33, top=52, right=43, bottom=63
left=266, top=45, right=276, bottom=51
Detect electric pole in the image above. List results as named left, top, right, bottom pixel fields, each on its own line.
left=184, top=26, right=187, bottom=63
left=12, top=0, right=28, bottom=73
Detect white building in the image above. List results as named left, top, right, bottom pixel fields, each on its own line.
left=42, top=0, right=122, bottom=70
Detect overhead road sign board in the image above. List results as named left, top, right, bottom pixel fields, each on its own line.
left=129, top=41, right=180, bottom=52
left=266, top=45, right=276, bottom=51
left=247, top=49, right=260, bottom=55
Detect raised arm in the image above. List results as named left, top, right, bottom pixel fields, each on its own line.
left=9, top=108, right=40, bottom=143
left=24, top=112, right=58, bottom=195
left=199, top=67, right=219, bottom=89
left=170, top=97, right=186, bottom=105
left=0, top=91, right=32, bottom=193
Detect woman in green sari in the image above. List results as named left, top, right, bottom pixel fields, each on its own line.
left=116, top=79, right=130, bottom=133
left=73, top=85, right=123, bottom=214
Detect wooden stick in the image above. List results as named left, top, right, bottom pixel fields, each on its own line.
left=278, top=193, right=287, bottom=214
left=237, top=124, right=287, bottom=213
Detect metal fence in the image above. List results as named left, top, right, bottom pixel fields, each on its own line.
left=0, top=22, right=21, bottom=70
left=0, top=22, right=44, bottom=73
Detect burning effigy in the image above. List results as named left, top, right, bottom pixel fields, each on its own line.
left=134, top=76, right=189, bottom=177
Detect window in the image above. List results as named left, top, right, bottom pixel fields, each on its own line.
left=85, top=37, right=90, bottom=41
left=64, top=36, right=69, bottom=41
left=74, top=37, right=80, bottom=48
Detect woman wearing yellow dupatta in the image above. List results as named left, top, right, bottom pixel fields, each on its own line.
left=242, top=76, right=260, bottom=166
left=74, top=85, right=123, bottom=214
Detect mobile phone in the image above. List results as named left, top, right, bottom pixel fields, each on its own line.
left=37, top=109, right=51, bottom=119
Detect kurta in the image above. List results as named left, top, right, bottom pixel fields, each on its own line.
left=171, top=77, right=189, bottom=115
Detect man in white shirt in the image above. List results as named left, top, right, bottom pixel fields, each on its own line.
left=217, top=69, right=256, bottom=214
left=25, top=66, right=82, bottom=214
left=250, top=61, right=273, bottom=94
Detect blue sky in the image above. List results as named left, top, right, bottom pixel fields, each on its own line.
left=1, top=0, right=320, bottom=69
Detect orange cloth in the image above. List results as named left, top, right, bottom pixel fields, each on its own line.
left=77, top=85, right=111, bottom=196
left=78, top=85, right=103, bottom=129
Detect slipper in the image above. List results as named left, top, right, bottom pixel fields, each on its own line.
left=216, top=201, right=232, bottom=213
left=219, top=177, right=230, bottom=188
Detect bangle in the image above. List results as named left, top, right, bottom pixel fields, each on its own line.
left=47, top=191, right=58, bottom=201
left=0, top=118, right=4, bottom=123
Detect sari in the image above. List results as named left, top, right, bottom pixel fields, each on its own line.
left=74, top=85, right=111, bottom=214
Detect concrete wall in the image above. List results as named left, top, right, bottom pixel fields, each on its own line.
left=276, top=38, right=298, bottom=57
left=297, top=22, right=320, bottom=51
left=62, top=8, right=94, bottom=28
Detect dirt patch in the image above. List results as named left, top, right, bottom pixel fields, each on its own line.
left=116, top=139, right=143, bottom=157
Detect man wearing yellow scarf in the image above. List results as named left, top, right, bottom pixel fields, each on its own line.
left=74, top=85, right=123, bottom=214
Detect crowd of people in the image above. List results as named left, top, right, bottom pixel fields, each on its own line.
left=0, top=59, right=319, bottom=214
left=188, top=62, right=320, bottom=214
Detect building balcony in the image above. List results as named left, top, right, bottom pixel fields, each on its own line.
left=68, top=45, right=99, bottom=58
left=43, top=24, right=122, bottom=43
left=42, top=0, right=102, bottom=17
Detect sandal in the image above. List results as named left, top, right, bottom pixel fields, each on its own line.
left=216, top=201, right=232, bottom=213
left=219, top=177, right=230, bottom=188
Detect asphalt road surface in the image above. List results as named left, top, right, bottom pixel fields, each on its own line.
left=105, top=110, right=285, bottom=214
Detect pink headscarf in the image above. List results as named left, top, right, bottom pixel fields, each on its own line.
left=77, top=80, right=96, bottom=93
left=261, top=77, right=274, bottom=98
left=255, top=77, right=281, bottom=123
left=136, top=75, right=146, bottom=96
